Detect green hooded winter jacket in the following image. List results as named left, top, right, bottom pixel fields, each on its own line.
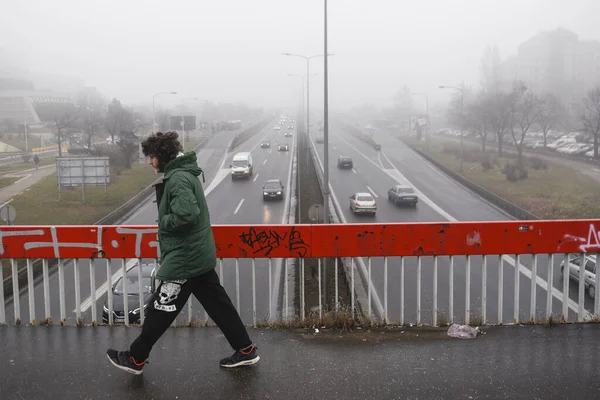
left=154, top=151, right=216, bottom=281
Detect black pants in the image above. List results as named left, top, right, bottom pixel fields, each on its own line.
left=129, top=268, right=252, bottom=361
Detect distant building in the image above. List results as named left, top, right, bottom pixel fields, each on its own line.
left=500, top=28, right=600, bottom=101
left=0, top=87, right=77, bottom=127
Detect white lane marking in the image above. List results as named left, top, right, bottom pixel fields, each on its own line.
left=0, top=199, right=14, bottom=209
left=352, top=168, right=357, bottom=174
left=333, top=146, right=337, bottom=150
left=78, top=258, right=139, bottom=313
left=253, top=173, right=260, bottom=182
left=377, top=152, right=385, bottom=169
left=269, top=150, right=272, bottom=154
left=234, top=198, right=245, bottom=215
left=337, top=132, right=588, bottom=318
left=366, top=185, right=378, bottom=198
left=204, top=168, right=231, bottom=197
left=263, top=159, right=267, bottom=165
left=13, top=174, right=32, bottom=184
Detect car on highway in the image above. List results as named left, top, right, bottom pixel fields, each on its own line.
left=284, top=131, right=293, bottom=137
left=337, top=156, right=353, bottom=169
left=349, top=192, right=377, bottom=216
left=388, top=184, right=418, bottom=207
left=262, top=179, right=284, bottom=200
left=260, top=140, right=271, bottom=148
left=102, top=263, right=154, bottom=324
left=315, top=136, right=324, bottom=144
left=274, top=126, right=281, bottom=131
left=560, top=254, right=597, bottom=299
left=278, top=143, right=290, bottom=151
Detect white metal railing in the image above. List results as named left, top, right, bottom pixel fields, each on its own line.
left=1, top=252, right=599, bottom=327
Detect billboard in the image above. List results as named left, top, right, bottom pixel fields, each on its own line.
left=170, top=115, right=196, bottom=131
left=56, top=157, right=110, bottom=187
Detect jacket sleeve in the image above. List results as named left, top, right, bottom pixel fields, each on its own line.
left=159, top=173, right=201, bottom=233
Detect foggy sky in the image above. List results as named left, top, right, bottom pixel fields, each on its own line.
left=1, top=0, right=599, bottom=112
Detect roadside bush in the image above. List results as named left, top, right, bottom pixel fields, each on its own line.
left=481, top=154, right=498, bottom=171
left=94, top=144, right=127, bottom=175
left=528, top=156, right=548, bottom=170
left=518, top=165, right=529, bottom=179
left=503, top=161, right=529, bottom=181
left=503, top=162, right=518, bottom=182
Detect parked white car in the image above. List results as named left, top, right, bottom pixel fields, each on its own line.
left=560, top=254, right=597, bottom=299
left=547, top=138, right=576, bottom=150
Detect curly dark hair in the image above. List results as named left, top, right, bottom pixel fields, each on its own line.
left=141, top=131, right=182, bottom=172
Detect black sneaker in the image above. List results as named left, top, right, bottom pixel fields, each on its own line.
left=220, top=345, right=260, bottom=368
left=106, top=349, right=148, bottom=375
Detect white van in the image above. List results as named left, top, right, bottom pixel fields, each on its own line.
left=230, top=152, right=253, bottom=180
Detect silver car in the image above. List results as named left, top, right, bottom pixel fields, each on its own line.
left=349, top=192, right=377, bottom=216
left=560, top=254, right=597, bottom=299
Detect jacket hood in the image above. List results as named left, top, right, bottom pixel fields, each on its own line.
left=163, top=152, right=204, bottom=180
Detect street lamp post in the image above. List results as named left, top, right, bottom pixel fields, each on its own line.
left=323, top=0, right=331, bottom=309
left=282, top=54, right=333, bottom=137
left=152, top=91, right=178, bottom=135
left=439, top=85, right=464, bottom=172
left=411, top=92, right=429, bottom=152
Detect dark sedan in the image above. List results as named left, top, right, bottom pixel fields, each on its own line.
left=337, top=156, right=353, bottom=169
left=260, top=140, right=271, bottom=148
left=102, top=264, right=154, bottom=324
left=262, top=179, right=284, bottom=200
left=278, top=143, right=289, bottom=151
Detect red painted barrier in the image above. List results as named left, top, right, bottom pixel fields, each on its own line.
left=0, top=220, right=598, bottom=259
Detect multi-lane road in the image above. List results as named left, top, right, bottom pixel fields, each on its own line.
left=3, top=116, right=593, bottom=327
left=4, top=121, right=296, bottom=326
left=310, top=120, right=592, bottom=324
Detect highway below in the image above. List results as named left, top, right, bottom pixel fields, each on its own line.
left=310, top=121, right=592, bottom=324
left=3, top=120, right=296, bottom=327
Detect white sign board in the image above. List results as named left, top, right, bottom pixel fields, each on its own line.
left=57, top=157, right=111, bottom=187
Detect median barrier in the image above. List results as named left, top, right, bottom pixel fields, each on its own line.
left=228, top=117, right=276, bottom=152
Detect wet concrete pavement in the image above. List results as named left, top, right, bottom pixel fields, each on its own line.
left=1, top=323, right=599, bottom=399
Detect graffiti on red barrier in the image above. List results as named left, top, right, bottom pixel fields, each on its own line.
left=239, top=226, right=309, bottom=257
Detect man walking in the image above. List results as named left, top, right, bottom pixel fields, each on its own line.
left=107, top=131, right=259, bottom=375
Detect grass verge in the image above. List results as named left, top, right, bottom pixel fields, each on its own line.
left=0, top=177, right=19, bottom=189
left=406, top=137, right=600, bottom=219
left=1, top=161, right=158, bottom=226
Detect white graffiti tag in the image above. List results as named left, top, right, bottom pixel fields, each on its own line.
left=154, top=280, right=186, bottom=312
left=562, top=224, right=600, bottom=252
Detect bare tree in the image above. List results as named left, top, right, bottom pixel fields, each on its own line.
left=537, top=93, right=563, bottom=147
left=466, top=91, right=495, bottom=152
left=509, top=82, right=541, bottom=168
left=53, top=112, right=80, bottom=157
left=117, top=130, right=140, bottom=169
left=485, top=89, right=513, bottom=156
left=105, top=98, right=129, bottom=144
left=581, top=87, right=600, bottom=159
left=77, top=88, right=106, bottom=149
